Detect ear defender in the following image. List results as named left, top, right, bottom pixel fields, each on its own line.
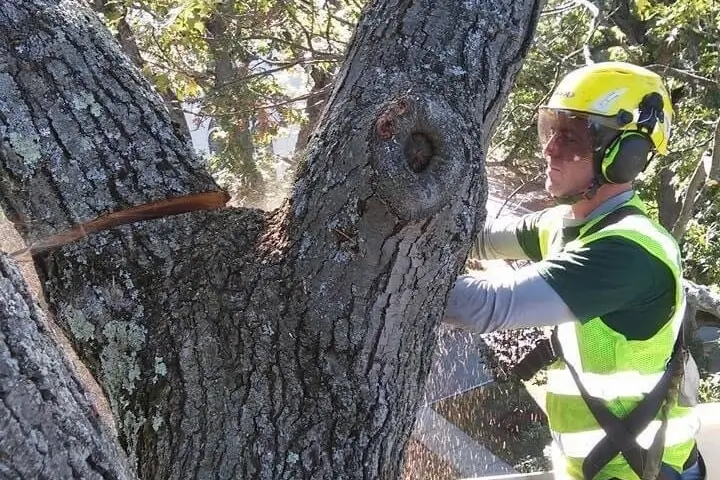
left=597, top=91, right=664, bottom=184
left=600, top=131, right=653, bottom=184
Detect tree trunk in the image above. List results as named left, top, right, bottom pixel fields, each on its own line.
left=0, top=0, right=544, bottom=478
left=0, top=253, right=134, bottom=480
left=657, top=167, right=681, bottom=230
left=606, top=0, right=647, bottom=46
left=205, top=1, right=265, bottom=205
left=671, top=155, right=707, bottom=240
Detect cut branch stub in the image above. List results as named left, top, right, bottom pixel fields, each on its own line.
left=370, top=95, right=469, bottom=221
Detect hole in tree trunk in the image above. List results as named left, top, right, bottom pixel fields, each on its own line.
left=404, top=132, right=435, bottom=173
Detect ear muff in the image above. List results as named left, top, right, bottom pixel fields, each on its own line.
left=599, top=131, right=653, bottom=184
left=595, top=91, right=664, bottom=184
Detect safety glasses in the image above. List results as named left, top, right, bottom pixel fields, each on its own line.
left=537, top=108, right=621, bottom=161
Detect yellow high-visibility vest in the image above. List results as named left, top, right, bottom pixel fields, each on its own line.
left=537, top=195, right=699, bottom=479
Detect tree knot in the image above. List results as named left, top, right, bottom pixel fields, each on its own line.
left=368, top=95, right=475, bottom=221
left=405, top=132, right=435, bottom=173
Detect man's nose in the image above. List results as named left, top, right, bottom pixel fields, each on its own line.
left=543, top=132, right=561, bottom=158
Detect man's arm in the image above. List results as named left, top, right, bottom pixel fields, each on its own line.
left=444, top=236, right=675, bottom=340
left=470, top=210, right=546, bottom=261
left=443, top=266, right=578, bottom=332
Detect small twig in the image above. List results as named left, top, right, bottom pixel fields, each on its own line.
left=540, top=1, right=579, bottom=16
left=645, top=65, right=720, bottom=89
left=572, top=0, right=601, bottom=65
left=495, top=173, right=544, bottom=219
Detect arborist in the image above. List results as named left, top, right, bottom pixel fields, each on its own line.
left=444, top=62, right=705, bottom=480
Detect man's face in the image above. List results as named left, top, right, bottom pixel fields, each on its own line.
left=537, top=110, right=596, bottom=198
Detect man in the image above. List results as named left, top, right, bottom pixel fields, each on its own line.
left=444, top=62, right=705, bottom=479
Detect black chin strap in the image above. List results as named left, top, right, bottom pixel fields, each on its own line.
left=552, top=176, right=602, bottom=205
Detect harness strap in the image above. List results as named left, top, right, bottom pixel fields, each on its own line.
left=575, top=328, right=685, bottom=479
left=574, top=203, right=688, bottom=478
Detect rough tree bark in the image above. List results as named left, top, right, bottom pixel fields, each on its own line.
left=685, top=280, right=720, bottom=323
left=0, top=253, right=133, bottom=479
left=0, top=0, right=544, bottom=479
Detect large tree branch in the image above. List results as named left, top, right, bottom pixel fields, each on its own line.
left=671, top=118, right=720, bottom=240
left=0, top=2, right=220, bottom=245
left=0, top=253, right=134, bottom=479
left=685, top=279, right=720, bottom=322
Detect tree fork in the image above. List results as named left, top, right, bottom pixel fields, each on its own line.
left=0, top=0, right=546, bottom=478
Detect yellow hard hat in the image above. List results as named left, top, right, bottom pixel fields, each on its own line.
left=544, top=62, right=672, bottom=155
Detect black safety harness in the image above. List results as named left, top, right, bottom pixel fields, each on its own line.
left=512, top=205, right=701, bottom=480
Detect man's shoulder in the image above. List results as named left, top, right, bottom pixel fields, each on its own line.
left=583, top=213, right=682, bottom=269
left=538, top=235, right=675, bottom=333
left=563, top=234, right=676, bottom=296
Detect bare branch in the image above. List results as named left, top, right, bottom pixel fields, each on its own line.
left=192, top=89, right=332, bottom=118
left=671, top=153, right=708, bottom=241
left=645, top=64, right=720, bottom=89
left=671, top=117, right=720, bottom=240
left=573, top=0, right=601, bottom=65
left=703, top=118, right=720, bottom=181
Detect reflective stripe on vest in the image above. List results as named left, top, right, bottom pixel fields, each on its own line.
left=538, top=195, right=698, bottom=476
left=546, top=368, right=665, bottom=400
left=551, top=409, right=701, bottom=459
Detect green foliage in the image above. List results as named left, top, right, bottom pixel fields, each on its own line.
left=682, top=184, right=720, bottom=285
left=699, top=372, right=720, bottom=403
left=95, top=0, right=361, bottom=206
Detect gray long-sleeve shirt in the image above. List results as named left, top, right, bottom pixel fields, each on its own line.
left=444, top=191, right=639, bottom=334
